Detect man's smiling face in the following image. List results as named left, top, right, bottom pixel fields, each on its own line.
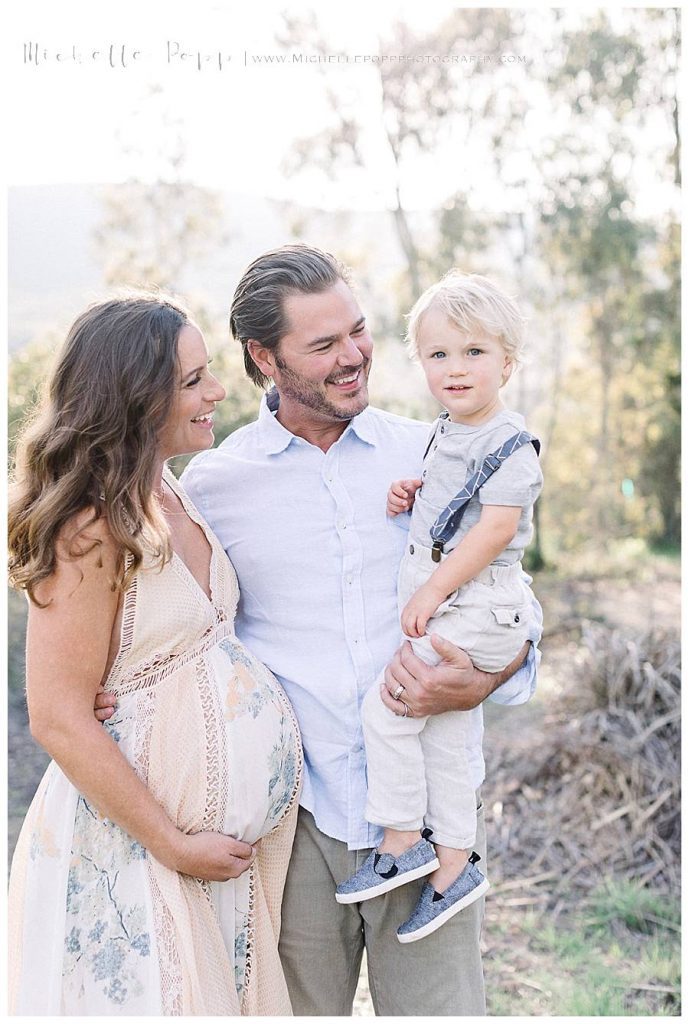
left=267, top=280, right=373, bottom=424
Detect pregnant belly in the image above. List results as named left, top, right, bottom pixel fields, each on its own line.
left=210, top=639, right=301, bottom=845
left=105, top=641, right=300, bottom=846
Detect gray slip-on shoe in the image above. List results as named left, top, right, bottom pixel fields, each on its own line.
left=335, top=829, right=439, bottom=904
left=397, top=851, right=489, bottom=942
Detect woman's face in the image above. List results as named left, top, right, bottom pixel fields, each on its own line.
left=156, top=324, right=226, bottom=461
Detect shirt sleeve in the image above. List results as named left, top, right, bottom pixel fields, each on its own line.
left=488, top=573, right=542, bottom=705
left=479, top=441, right=543, bottom=508
left=179, top=455, right=211, bottom=519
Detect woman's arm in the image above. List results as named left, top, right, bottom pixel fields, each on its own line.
left=401, top=504, right=522, bottom=637
left=26, top=515, right=254, bottom=881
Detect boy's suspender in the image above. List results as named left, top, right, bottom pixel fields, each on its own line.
left=428, top=430, right=541, bottom=562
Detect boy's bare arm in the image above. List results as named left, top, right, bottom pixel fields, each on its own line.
left=400, top=504, right=522, bottom=637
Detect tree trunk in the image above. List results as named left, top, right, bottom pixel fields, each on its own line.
left=392, top=184, right=423, bottom=302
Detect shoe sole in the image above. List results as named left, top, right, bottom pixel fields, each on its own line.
left=335, top=858, right=440, bottom=904
left=397, top=878, right=490, bottom=942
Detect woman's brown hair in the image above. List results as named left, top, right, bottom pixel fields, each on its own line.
left=8, top=291, right=192, bottom=603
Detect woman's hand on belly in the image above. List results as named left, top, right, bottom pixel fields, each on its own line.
left=165, top=830, right=257, bottom=881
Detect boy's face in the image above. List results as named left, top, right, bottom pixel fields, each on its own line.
left=416, top=304, right=512, bottom=425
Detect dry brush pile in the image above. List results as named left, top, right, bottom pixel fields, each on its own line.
left=488, top=623, right=680, bottom=912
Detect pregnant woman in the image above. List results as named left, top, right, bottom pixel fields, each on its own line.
left=8, top=293, right=302, bottom=1015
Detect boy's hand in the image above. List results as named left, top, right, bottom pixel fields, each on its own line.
left=387, top=478, right=422, bottom=516
left=400, top=582, right=446, bottom=638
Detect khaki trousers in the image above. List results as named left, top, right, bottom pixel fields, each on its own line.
left=278, top=800, right=487, bottom=1016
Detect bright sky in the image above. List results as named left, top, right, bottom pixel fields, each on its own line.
left=4, top=1, right=678, bottom=215
left=5, top=0, right=463, bottom=206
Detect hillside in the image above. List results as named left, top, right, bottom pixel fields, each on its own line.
left=8, top=184, right=405, bottom=350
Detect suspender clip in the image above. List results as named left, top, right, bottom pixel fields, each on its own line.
left=431, top=541, right=444, bottom=563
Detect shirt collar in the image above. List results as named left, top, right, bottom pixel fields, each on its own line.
left=257, top=388, right=378, bottom=454
left=257, top=390, right=295, bottom=454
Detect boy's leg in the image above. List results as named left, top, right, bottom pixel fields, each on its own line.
left=278, top=807, right=365, bottom=1016
left=421, top=706, right=481, bottom=851
left=362, top=794, right=487, bottom=1016
left=361, top=675, right=428, bottom=833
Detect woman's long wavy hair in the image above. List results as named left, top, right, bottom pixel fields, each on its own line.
left=8, top=292, right=193, bottom=604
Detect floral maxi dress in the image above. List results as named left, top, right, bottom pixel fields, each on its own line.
left=8, top=470, right=302, bottom=1015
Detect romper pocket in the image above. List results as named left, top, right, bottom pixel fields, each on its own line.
left=490, top=605, right=527, bottom=628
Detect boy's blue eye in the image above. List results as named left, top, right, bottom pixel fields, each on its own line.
left=430, top=351, right=446, bottom=359
left=468, top=348, right=483, bottom=356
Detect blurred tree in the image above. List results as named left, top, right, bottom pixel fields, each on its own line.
left=94, top=85, right=262, bottom=452
left=546, top=176, right=649, bottom=537
left=278, top=8, right=522, bottom=309
left=635, top=223, right=680, bottom=546
left=95, top=86, right=227, bottom=293
left=7, top=335, right=59, bottom=465
left=535, top=9, right=680, bottom=552
left=10, top=86, right=262, bottom=472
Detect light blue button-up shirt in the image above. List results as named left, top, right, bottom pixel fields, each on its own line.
left=181, top=395, right=541, bottom=849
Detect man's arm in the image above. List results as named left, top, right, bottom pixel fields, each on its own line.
left=381, top=635, right=531, bottom=717
left=488, top=581, right=542, bottom=706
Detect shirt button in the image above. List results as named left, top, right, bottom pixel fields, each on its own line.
left=409, top=544, right=415, bottom=554
left=440, top=425, right=445, bottom=433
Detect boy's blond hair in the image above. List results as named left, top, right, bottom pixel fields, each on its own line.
left=406, top=270, right=526, bottom=368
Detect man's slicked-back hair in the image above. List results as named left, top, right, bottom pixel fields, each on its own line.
left=230, top=243, right=352, bottom=388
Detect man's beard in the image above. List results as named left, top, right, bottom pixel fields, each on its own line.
left=273, top=354, right=370, bottom=421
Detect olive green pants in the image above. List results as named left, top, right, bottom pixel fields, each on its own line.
left=278, top=799, right=487, bottom=1016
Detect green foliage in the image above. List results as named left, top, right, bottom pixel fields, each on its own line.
left=635, top=224, right=681, bottom=544
left=7, top=336, right=60, bottom=466
left=491, top=896, right=682, bottom=1017
left=584, top=879, right=680, bottom=935
left=276, top=8, right=679, bottom=564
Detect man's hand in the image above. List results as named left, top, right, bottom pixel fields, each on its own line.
left=387, top=478, right=422, bottom=517
left=94, top=690, right=117, bottom=722
left=381, top=636, right=530, bottom=718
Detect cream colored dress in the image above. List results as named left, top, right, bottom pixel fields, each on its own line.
left=9, top=469, right=302, bottom=1015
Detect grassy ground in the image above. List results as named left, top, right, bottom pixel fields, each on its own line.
left=8, top=552, right=681, bottom=1016
left=352, top=888, right=681, bottom=1017
left=482, top=885, right=680, bottom=1016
